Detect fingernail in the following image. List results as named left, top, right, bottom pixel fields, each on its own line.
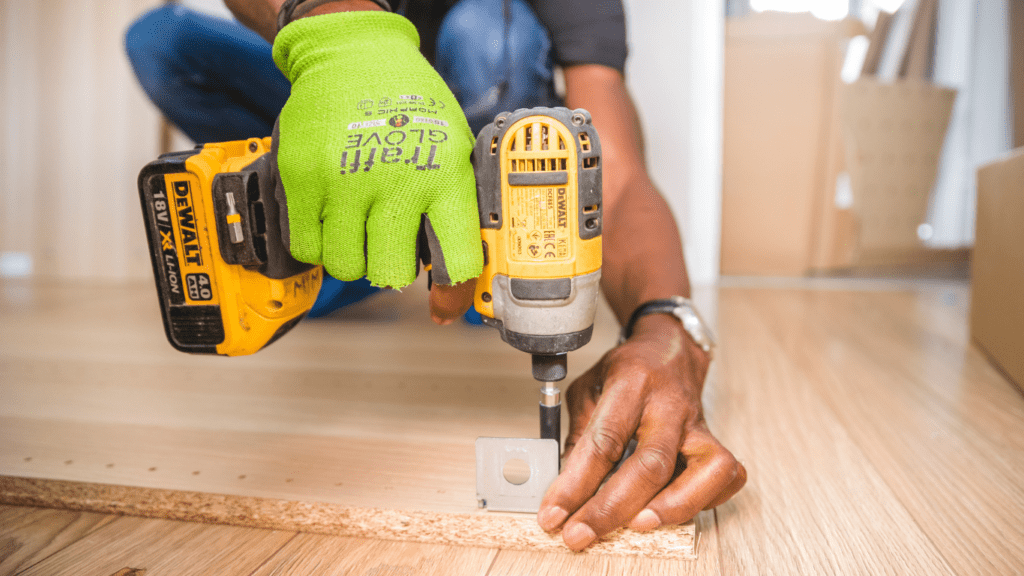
left=537, top=506, right=569, bottom=531
left=562, top=522, right=597, bottom=551
left=629, top=509, right=661, bottom=532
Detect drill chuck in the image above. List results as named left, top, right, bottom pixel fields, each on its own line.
left=532, top=353, right=567, bottom=382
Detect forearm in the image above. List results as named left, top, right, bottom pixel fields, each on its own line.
left=563, top=65, right=691, bottom=327
left=224, top=0, right=383, bottom=43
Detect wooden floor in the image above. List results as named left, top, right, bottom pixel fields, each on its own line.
left=1, top=276, right=1023, bottom=574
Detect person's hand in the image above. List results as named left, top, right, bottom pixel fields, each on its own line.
left=428, top=279, right=475, bottom=325
left=272, top=11, right=483, bottom=290
left=537, top=314, right=747, bottom=551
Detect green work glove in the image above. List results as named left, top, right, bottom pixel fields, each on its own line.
left=272, top=11, right=483, bottom=288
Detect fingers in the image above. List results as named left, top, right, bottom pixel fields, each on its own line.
left=628, top=425, right=745, bottom=531
left=561, top=368, right=603, bottom=458
left=537, top=368, right=646, bottom=535
left=276, top=146, right=327, bottom=267
left=703, top=460, right=747, bottom=510
left=555, top=403, right=686, bottom=551
left=365, top=201, right=422, bottom=288
left=321, top=198, right=370, bottom=281
left=428, top=279, right=475, bottom=325
left=425, top=173, right=483, bottom=285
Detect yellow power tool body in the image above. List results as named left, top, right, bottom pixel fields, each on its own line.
left=136, top=106, right=601, bottom=396
left=472, top=107, right=603, bottom=447
left=137, top=137, right=321, bottom=356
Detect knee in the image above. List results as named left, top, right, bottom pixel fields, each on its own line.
left=126, top=5, right=215, bottom=107
left=125, top=4, right=178, bottom=71
left=437, top=0, right=555, bottom=126
left=437, top=0, right=551, bottom=78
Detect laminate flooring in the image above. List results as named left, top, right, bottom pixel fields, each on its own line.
left=1, top=276, right=1022, bottom=574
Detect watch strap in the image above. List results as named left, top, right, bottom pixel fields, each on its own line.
left=620, top=296, right=715, bottom=359
left=622, top=298, right=682, bottom=342
left=278, top=0, right=393, bottom=32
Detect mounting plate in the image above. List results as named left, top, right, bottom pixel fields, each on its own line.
left=475, top=437, right=558, bottom=513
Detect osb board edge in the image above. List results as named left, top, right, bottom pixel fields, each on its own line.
left=0, top=475, right=696, bottom=560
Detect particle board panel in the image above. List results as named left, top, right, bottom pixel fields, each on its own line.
left=0, top=477, right=696, bottom=560
left=485, top=510, right=719, bottom=576
left=0, top=278, right=697, bottom=559
left=0, top=505, right=116, bottom=576
left=14, top=514, right=296, bottom=576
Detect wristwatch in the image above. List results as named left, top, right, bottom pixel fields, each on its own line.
left=620, top=296, right=716, bottom=359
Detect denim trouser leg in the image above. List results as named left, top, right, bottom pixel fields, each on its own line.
left=124, top=1, right=558, bottom=317
left=125, top=4, right=291, bottom=143
left=435, top=0, right=562, bottom=134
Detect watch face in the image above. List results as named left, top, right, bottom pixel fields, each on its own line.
left=674, top=302, right=715, bottom=353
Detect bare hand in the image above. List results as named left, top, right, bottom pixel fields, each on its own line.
left=536, top=314, right=746, bottom=550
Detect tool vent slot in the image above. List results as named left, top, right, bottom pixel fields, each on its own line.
left=506, top=120, right=572, bottom=182
left=579, top=132, right=591, bottom=152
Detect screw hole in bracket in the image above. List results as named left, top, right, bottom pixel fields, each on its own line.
left=502, top=458, right=531, bottom=485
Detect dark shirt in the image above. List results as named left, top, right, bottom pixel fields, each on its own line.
left=397, top=0, right=627, bottom=73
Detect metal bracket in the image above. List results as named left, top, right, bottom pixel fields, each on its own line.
left=475, top=437, right=558, bottom=513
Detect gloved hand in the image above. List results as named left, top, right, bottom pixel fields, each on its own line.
left=272, top=11, right=483, bottom=288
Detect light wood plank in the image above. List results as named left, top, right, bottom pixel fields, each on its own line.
left=252, top=534, right=497, bottom=576
left=708, top=286, right=957, bottom=574
left=758, top=287, right=1024, bottom=573
left=15, top=515, right=295, bottom=576
left=0, top=505, right=115, bottom=576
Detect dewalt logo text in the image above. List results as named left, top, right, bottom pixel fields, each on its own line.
left=173, top=180, right=203, bottom=266
left=556, top=188, right=568, bottom=229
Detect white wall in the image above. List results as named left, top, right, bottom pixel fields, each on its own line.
left=623, top=0, right=725, bottom=286
left=925, top=0, right=1011, bottom=248
left=0, top=0, right=162, bottom=281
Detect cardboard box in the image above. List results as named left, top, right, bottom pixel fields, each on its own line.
left=721, top=13, right=865, bottom=275
left=972, top=149, right=1024, bottom=390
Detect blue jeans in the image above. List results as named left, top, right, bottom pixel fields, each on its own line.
left=125, top=0, right=559, bottom=317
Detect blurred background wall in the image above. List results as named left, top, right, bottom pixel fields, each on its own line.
left=0, top=0, right=163, bottom=282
